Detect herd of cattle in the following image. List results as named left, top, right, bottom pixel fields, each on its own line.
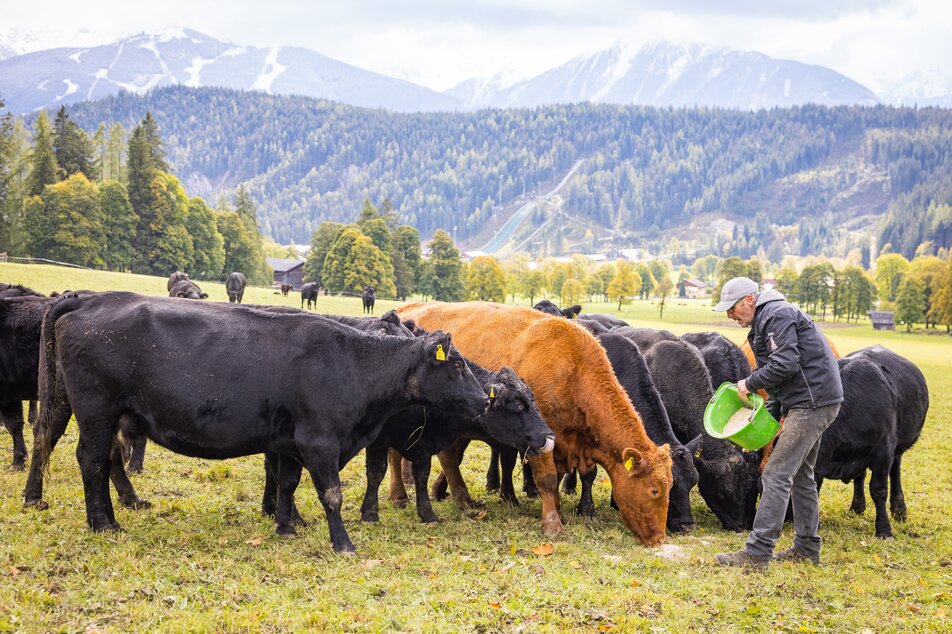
left=0, top=278, right=929, bottom=553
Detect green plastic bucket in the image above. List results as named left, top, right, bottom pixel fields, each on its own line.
left=703, top=382, right=780, bottom=451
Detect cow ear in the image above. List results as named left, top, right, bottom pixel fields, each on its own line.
left=201, top=293, right=208, bottom=299
left=685, top=435, right=703, bottom=459
left=487, top=383, right=502, bottom=404
left=426, top=332, right=451, bottom=363
left=564, top=305, right=582, bottom=319
left=621, top=447, right=647, bottom=475
left=380, top=310, right=400, bottom=324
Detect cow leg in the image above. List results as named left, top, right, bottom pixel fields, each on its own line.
left=23, top=390, right=74, bottom=509
left=889, top=455, right=907, bottom=521
left=1, top=401, right=28, bottom=470
left=387, top=449, right=409, bottom=508
left=126, top=436, right=147, bottom=473
left=110, top=443, right=150, bottom=509
left=273, top=454, right=306, bottom=535
left=561, top=470, right=578, bottom=495
left=526, top=451, right=564, bottom=537
left=298, top=442, right=355, bottom=553
left=850, top=471, right=867, bottom=515
left=262, top=452, right=279, bottom=517
left=498, top=447, right=519, bottom=506
left=360, top=446, right=388, bottom=523
left=435, top=444, right=477, bottom=510
left=869, top=464, right=893, bottom=539
left=75, top=426, right=120, bottom=531
left=431, top=438, right=468, bottom=503
left=412, top=456, right=439, bottom=523
left=575, top=465, right=597, bottom=518
left=486, top=446, right=501, bottom=492
left=522, top=452, right=540, bottom=498
left=27, top=401, right=38, bottom=425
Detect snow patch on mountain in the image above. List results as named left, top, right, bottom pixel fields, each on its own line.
left=252, top=48, right=287, bottom=92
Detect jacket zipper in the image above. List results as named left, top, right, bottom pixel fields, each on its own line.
left=798, top=363, right=817, bottom=407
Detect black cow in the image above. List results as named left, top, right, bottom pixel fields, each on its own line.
left=815, top=347, right=928, bottom=538
left=681, top=331, right=753, bottom=389
left=362, top=286, right=376, bottom=314
left=27, top=292, right=488, bottom=553
left=301, top=283, right=319, bottom=310
left=0, top=296, right=47, bottom=469
left=169, top=279, right=208, bottom=299
left=613, top=326, right=679, bottom=350
left=640, top=338, right=761, bottom=531
left=167, top=271, right=190, bottom=291
left=532, top=299, right=582, bottom=319
left=578, top=313, right=628, bottom=330
left=356, top=363, right=553, bottom=525
left=280, top=284, right=292, bottom=297
left=0, top=283, right=43, bottom=438
left=226, top=272, right=247, bottom=304
left=0, top=283, right=43, bottom=298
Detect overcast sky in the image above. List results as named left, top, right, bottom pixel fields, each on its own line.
left=4, top=0, right=949, bottom=91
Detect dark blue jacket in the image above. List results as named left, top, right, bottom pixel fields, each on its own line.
left=745, top=290, right=843, bottom=415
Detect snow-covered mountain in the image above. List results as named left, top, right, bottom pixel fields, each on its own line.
left=878, top=69, right=952, bottom=107
left=0, top=28, right=461, bottom=113
left=448, top=41, right=879, bottom=110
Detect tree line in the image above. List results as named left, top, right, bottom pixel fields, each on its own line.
left=54, top=86, right=952, bottom=261
left=0, top=99, right=269, bottom=284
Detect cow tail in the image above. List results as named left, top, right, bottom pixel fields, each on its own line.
left=35, top=294, right=84, bottom=471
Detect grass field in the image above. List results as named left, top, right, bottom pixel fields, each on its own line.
left=0, top=263, right=949, bottom=632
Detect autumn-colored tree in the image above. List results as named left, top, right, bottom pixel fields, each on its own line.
left=304, top=222, right=345, bottom=286
left=561, top=277, right=585, bottom=305
left=607, top=261, right=641, bottom=310
left=928, top=258, right=952, bottom=332
left=874, top=253, right=910, bottom=305
left=466, top=255, right=507, bottom=302
left=895, top=276, right=926, bottom=332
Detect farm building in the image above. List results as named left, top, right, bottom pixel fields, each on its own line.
left=267, top=257, right=306, bottom=290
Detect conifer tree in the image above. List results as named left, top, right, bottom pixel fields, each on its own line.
left=391, top=225, right=422, bottom=300
left=419, top=229, right=464, bottom=301
left=27, top=111, right=62, bottom=197
left=104, top=122, right=125, bottom=182
left=99, top=180, right=138, bottom=271
left=53, top=106, right=96, bottom=180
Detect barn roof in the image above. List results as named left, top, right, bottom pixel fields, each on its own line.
left=266, top=257, right=305, bottom=273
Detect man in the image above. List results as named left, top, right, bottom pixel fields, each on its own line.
left=713, top=276, right=843, bottom=569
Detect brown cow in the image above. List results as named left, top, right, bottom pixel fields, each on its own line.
left=397, top=301, right=672, bottom=547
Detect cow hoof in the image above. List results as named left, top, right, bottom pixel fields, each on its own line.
left=121, top=497, right=152, bottom=510
left=92, top=522, right=121, bottom=532
left=891, top=508, right=907, bottom=522
left=574, top=505, right=596, bottom=519
left=9, top=462, right=26, bottom=472
left=485, top=484, right=500, bottom=493
left=523, top=489, right=539, bottom=499
left=291, top=514, right=307, bottom=527
left=390, top=497, right=409, bottom=509
left=876, top=532, right=894, bottom=541
left=542, top=512, right=563, bottom=537
left=24, top=498, right=49, bottom=511
left=276, top=524, right=297, bottom=536
left=849, top=504, right=866, bottom=516
left=333, top=542, right=357, bottom=555
left=500, top=494, right=519, bottom=507
left=419, top=513, right=440, bottom=524
left=361, top=513, right=379, bottom=523
left=261, top=505, right=276, bottom=518
left=453, top=497, right=479, bottom=511
left=127, top=465, right=143, bottom=474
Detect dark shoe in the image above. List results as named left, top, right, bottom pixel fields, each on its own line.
left=773, top=547, right=820, bottom=564
left=715, top=549, right=770, bottom=569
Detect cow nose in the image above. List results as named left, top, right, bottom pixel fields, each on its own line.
left=539, top=435, right=556, bottom=454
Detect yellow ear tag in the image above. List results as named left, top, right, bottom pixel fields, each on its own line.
left=435, top=344, right=446, bottom=361
left=489, top=386, right=496, bottom=399
left=625, top=457, right=635, bottom=471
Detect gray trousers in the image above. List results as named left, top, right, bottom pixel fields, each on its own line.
left=745, top=403, right=841, bottom=558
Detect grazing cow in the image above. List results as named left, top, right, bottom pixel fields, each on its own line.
left=357, top=362, right=554, bottom=525
left=362, top=286, right=376, bottom=314
left=815, top=347, right=928, bottom=538
left=578, top=313, right=629, bottom=330
left=226, top=272, right=247, bottom=304
left=281, top=283, right=293, bottom=297
left=0, top=283, right=43, bottom=298
left=398, top=301, right=673, bottom=547
left=301, top=282, right=319, bottom=310
left=169, top=279, right=208, bottom=300
left=532, top=299, right=582, bottom=319
left=636, top=338, right=761, bottom=531
left=167, top=271, right=190, bottom=291
left=28, top=292, right=488, bottom=553
left=681, top=331, right=753, bottom=389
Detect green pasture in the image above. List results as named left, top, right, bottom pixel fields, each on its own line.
left=0, top=263, right=949, bottom=632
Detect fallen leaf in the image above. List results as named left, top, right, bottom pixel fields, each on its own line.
left=488, top=601, right=501, bottom=609
left=933, top=592, right=949, bottom=599
left=9, top=567, right=21, bottom=577
left=361, top=559, right=383, bottom=572
left=934, top=606, right=946, bottom=619
left=499, top=562, right=516, bottom=572
left=570, top=560, right=582, bottom=570
left=470, top=510, right=488, bottom=521
left=908, top=603, right=921, bottom=613
left=631, top=580, right=640, bottom=588
left=478, top=565, right=487, bottom=572
left=859, top=540, right=868, bottom=547
left=638, top=604, right=657, bottom=618
left=531, top=543, right=555, bottom=556
left=598, top=625, right=613, bottom=631
left=245, top=537, right=263, bottom=546
left=917, top=577, right=927, bottom=586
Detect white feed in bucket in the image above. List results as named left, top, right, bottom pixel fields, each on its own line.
left=722, top=407, right=752, bottom=435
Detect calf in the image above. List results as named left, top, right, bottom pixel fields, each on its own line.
left=533, top=299, right=582, bottom=319
left=226, top=272, right=247, bottom=304
left=818, top=347, right=928, bottom=537
left=167, top=271, right=190, bottom=291
left=28, top=292, right=488, bottom=553
left=362, top=285, right=376, bottom=314
left=301, top=283, right=319, bottom=309
left=280, top=284, right=292, bottom=297
left=169, top=279, right=208, bottom=299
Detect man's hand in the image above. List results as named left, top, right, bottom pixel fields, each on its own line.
left=737, top=379, right=752, bottom=406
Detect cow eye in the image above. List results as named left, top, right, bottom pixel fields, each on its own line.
left=515, top=401, right=524, bottom=411
left=650, top=488, right=660, bottom=497
left=454, top=361, right=463, bottom=370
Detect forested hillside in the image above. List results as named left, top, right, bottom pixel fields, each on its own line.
left=60, top=86, right=952, bottom=259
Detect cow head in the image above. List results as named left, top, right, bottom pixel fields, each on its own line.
left=170, top=281, right=208, bottom=300
left=375, top=310, right=414, bottom=338
left=561, top=304, right=582, bottom=319
left=686, top=435, right=761, bottom=531
left=532, top=299, right=563, bottom=316
left=412, top=332, right=489, bottom=420
left=607, top=444, right=673, bottom=547
left=478, top=367, right=555, bottom=456
left=666, top=443, right=699, bottom=533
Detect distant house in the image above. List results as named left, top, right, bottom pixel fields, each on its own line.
left=869, top=311, right=896, bottom=331
left=681, top=278, right=709, bottom=298
left=267, top=257, right=306, bottom=290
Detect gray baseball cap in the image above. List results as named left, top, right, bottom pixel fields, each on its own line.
left=713, top=276, right=759, bottom=311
